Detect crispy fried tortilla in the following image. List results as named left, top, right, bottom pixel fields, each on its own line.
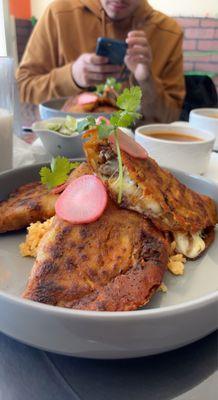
left=83, top=131, right=217, bottom=259
left=23, top=201, right=169, bottom=311
left=0, top=182, right=58, bottom=233
left=0, top=162, right=90, bottom=233
left=61, top=87, right=119, bottom=114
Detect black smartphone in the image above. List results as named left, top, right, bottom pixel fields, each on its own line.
left=96, top=37, right=127, bottom=65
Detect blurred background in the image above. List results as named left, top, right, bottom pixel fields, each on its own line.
left=0, top=0, right=217, bottom=94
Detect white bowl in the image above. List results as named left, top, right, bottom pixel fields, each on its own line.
left=135, top=124, right=215, bottom=175
left=32, top=118, right=134, bottom=159
left=39, top=98, right=113, bottom=120
left=32, top=118, right=85, bottom=158
left=0, top=164, right=217, bottom=359
left=189, top=108, right=218, bottom=150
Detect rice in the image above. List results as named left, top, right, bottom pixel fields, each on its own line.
left=20, top=217, right=54, bottom=257
left=158, top=282, right=168, bottom=293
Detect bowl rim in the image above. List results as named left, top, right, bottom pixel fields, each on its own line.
left=135, top=123, right=215, bottom=145
left=190, top=108, right=218, bottom=121
left=39, top=97, right=69, bottom=107
left=0, top=289, right=217, bottom=320
left=32, top=118, right=83, bottom=138
left=39, top=101, right=113, bottom=117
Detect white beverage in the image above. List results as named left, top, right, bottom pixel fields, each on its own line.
left=0, top=108, right=13, bottom=172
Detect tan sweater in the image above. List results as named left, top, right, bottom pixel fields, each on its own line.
left=16, top=0, right=185, bottom=122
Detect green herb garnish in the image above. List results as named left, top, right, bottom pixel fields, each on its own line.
left=77, top=116, right=96, bottom=133
left=96, top=77, right=122, bottom=96
left=40, top=156, right=80, bottom=189
left=110, top=86, right=142, bottom=127
left=97, top=86, right=142, bottom=203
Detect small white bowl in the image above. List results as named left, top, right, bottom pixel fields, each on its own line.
left=32, top=118, right=85, bottom=158
left=135, top=124, right=215, bottom=175
left=32, top=118, right=134, bottom=159
left=189, top=108, right=218, bottom=150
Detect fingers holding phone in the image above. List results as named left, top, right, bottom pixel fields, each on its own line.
left=125, top=30, right=152, bottom=83
left=72, top=53, right=122, bottom=88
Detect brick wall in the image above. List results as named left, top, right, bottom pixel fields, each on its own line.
left=175, top=17, right=218, bottom=94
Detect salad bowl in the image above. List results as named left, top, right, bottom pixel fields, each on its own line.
left=32, top=116, right=134, bottom=158
left=32, top=117, right=86, bottom=158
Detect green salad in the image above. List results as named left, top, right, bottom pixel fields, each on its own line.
left=45, top=115, right=95, bottom=136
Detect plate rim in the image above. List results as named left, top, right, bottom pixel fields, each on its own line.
left=0, top=162, right=217, bottom=319
left=1, top=160, right=218, bottom=188
left=0, top=289, right=217, bottom=320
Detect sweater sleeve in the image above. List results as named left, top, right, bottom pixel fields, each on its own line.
left=16, top=6, right=82, bottom=104
left=131, top=32, right=186, bottom=124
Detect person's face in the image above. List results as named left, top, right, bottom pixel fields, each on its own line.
left=100, top=0, right=142, bottom=20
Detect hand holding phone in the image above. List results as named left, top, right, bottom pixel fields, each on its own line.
left=96, top=37, right=127, bottom=65
left=125, top=31, right=152, bottom=83
left=72, top=52, right=123, bottom=88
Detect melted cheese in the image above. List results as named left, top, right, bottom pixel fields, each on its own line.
left=174, top=231, right=205, bottom=259
left=109, top=169, right=161, bottom=214
left=121, top=174, right=135, bottom=194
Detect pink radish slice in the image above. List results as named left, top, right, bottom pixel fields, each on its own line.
left=55, top=175, right=107, bottom=224
left=109, top=129, right=148, bottom=159
left=96, top=116, right=111, bottom=126
left=77, top=93, right=98, bottom=105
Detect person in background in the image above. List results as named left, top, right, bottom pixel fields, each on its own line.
left=16, top=0, right=185, bottom=123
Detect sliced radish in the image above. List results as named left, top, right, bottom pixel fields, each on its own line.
left=96, top=116, right=111, bottom=126
left=55, top=175, right=107, bottom=224
left=109, top=129, right=148, bottom=159
left=77, top=93, right=98, bottom=106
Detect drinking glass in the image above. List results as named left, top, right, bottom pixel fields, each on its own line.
left=0, top=57, right=14, bottom=172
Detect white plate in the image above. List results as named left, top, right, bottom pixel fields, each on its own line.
left=0, top=164, right=217, bottom=359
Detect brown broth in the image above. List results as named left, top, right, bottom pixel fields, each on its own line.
left=143, top=132, right=203, bottom=142
left=204, top=113, right=218, bottom=119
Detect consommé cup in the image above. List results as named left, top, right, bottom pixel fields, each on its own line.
left=189, top=108, right=218, bottom=150
left=135, top=124, right=215, bottom=175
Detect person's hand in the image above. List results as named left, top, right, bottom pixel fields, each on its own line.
left=72, top=53, right=122, bottom=88
left=125, top=31, right=152, bottom=83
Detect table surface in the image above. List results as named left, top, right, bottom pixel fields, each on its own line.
left=1, top=103, right=218, bottom=400
left=0, top=331, right=217, bottom=400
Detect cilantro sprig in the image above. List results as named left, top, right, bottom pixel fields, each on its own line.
left=110, top=86, right=142, bottom=128
left=97, top=86, right=142, bottom=203
left=39, top=87, right=142, bottom=199
left=77, top=116, right=96, bottom=133
left=40, top=157, right=80, bottom=189
left=96, top=77, right=122, bottom=96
